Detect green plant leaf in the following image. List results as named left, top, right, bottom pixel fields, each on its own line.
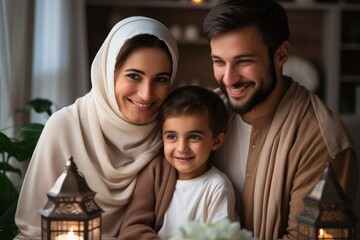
left=0, top=230, right=17, bottom=240
left=0, top=98, right=52, bottom=240
left=0, top=193, right=19, bottom=239
left=13, top=123, right=44, bottom=161
left=17, top=123, right=44, bottom=143
left=0, top=163, right=21, bottom=178
left=0, top=174, right=18, bottom=195
left=8, top=141, right=33, bottom=162
left=0, top=132, right=11, bottom=154
left=25, top=98, right=53, bottom=116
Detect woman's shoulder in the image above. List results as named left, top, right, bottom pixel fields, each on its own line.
left=45, top=96, right=88, bottom=128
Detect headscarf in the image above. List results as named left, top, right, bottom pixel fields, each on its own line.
left=15, top=16, right=178, bottom=240
left=91, top=16, right=178, bottom=118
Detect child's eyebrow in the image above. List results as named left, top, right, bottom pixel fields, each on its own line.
left=188, top=130, right=205, bottom=135
left=163, top=130, right=176, bottom=134
left=163, top=130, right=205, bottom=135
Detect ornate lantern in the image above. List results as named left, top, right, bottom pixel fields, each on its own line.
left=297, top=162, right=357, bottom=239
left=39, top=156, right=103, bottom=240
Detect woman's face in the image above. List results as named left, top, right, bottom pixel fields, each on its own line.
left=114, top=47, right=172, bottom=124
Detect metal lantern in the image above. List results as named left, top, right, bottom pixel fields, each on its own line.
left=39, top=156, right=103, bottom=240
left=297, top=162, right=357, bottom=239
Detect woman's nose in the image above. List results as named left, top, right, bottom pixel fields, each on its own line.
left=138, top=82, right=152, bottom=101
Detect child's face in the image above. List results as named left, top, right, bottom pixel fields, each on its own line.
left=162, top=113, right=224, bottom=180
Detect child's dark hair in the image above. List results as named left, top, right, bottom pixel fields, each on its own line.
left=158, top=85, right=229, bottom=136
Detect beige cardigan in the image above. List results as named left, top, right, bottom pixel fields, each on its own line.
left=213, top=79, right=357, bottom=239
left=253, top=80, right=357, bottom=239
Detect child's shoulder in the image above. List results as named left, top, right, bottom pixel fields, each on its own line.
left=206, top=165, right=234, bottom=188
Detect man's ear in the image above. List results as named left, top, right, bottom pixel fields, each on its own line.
left=275, top=40, right=290, bottom=68
left=212, top=132, right=225, bottom=151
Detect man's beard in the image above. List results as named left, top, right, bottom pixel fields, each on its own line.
left=219, top=62, right=277, bottom=115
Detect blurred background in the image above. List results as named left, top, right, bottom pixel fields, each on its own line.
left=1, top=0, right=360, bottom=236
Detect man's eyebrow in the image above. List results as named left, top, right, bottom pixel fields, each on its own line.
left=211, top=53, right=256, bottom=59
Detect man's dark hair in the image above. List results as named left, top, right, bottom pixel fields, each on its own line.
left=202, top=0, right=289, bottom=58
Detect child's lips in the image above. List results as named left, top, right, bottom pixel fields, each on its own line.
left=175, top=156, right=195, bottom=162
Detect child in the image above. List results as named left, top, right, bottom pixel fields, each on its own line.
left=119, top=85, right=238, bottom=240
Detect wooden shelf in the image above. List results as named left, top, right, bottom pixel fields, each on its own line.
left=86, top=0, right=215, bottom=9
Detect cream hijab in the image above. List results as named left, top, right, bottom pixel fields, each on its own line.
left=15, top=16, right=178, bottom=240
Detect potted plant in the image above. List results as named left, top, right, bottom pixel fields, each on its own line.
left=0, top=99, right=53, bottom=239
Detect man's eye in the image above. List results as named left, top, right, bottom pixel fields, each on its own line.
left=237, top=59, right=253, bottom=64
left=213, top=59, right=224, bottom=65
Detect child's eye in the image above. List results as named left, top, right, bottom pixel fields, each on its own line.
left=190, top=135, right=201, bottom=140
left=165, top=134, right=176, bottom=140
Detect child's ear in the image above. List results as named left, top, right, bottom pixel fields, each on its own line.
left=212, top=133, right=225, bottom=151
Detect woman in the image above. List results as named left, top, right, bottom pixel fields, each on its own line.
left=14, top=16, right=178, bottom=240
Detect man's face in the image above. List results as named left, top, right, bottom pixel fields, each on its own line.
left=210, top=26, right=277, bottom=115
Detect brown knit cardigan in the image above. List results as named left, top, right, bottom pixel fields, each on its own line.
left=118, top=155, right=177, bottom=240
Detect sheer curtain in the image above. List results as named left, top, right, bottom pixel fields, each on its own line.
left=0, top=0, right=89, bottom=184
left=0, top=0, right=34, bottom=135
left=31, top=0, right=89, bottom=123
left=1, top=0, right=89, bottom=129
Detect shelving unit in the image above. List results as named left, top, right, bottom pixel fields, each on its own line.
left=85, top=0, right=360, bottom=235
left=85, top=0, right=360, bottom=153
left=86, top=0, right=360, bottom=115
left=339, top=6, right=360, bottom=115
left=86, top=0, right=216, bottom=90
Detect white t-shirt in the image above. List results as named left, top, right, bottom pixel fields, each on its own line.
left=157, top=166, right=237, bottom=240
left=213, top=115, right=251, bottom=213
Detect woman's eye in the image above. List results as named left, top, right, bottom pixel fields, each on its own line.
left=155, top=76, right=170, bottom=83
left=127, top=73, right=141, bottom=80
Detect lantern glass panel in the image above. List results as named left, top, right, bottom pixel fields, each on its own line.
left=318, top=228, right=349, bottom=239
left=90, top=227, right=101, bottom=239
left=89, top=217, right=101, bottom=229
left=88, top=217, right=101, bottom=239
left=298, top=222, right=317, bottom=238
left=50, top=221, right=57, bottom=230
left=42, top=218, right=49, bottom=239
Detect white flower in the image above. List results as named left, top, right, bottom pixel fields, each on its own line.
left=167, top=219, right=254, bottom=240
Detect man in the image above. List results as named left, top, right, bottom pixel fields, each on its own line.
left=202, top=0, right=358, bottom=239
